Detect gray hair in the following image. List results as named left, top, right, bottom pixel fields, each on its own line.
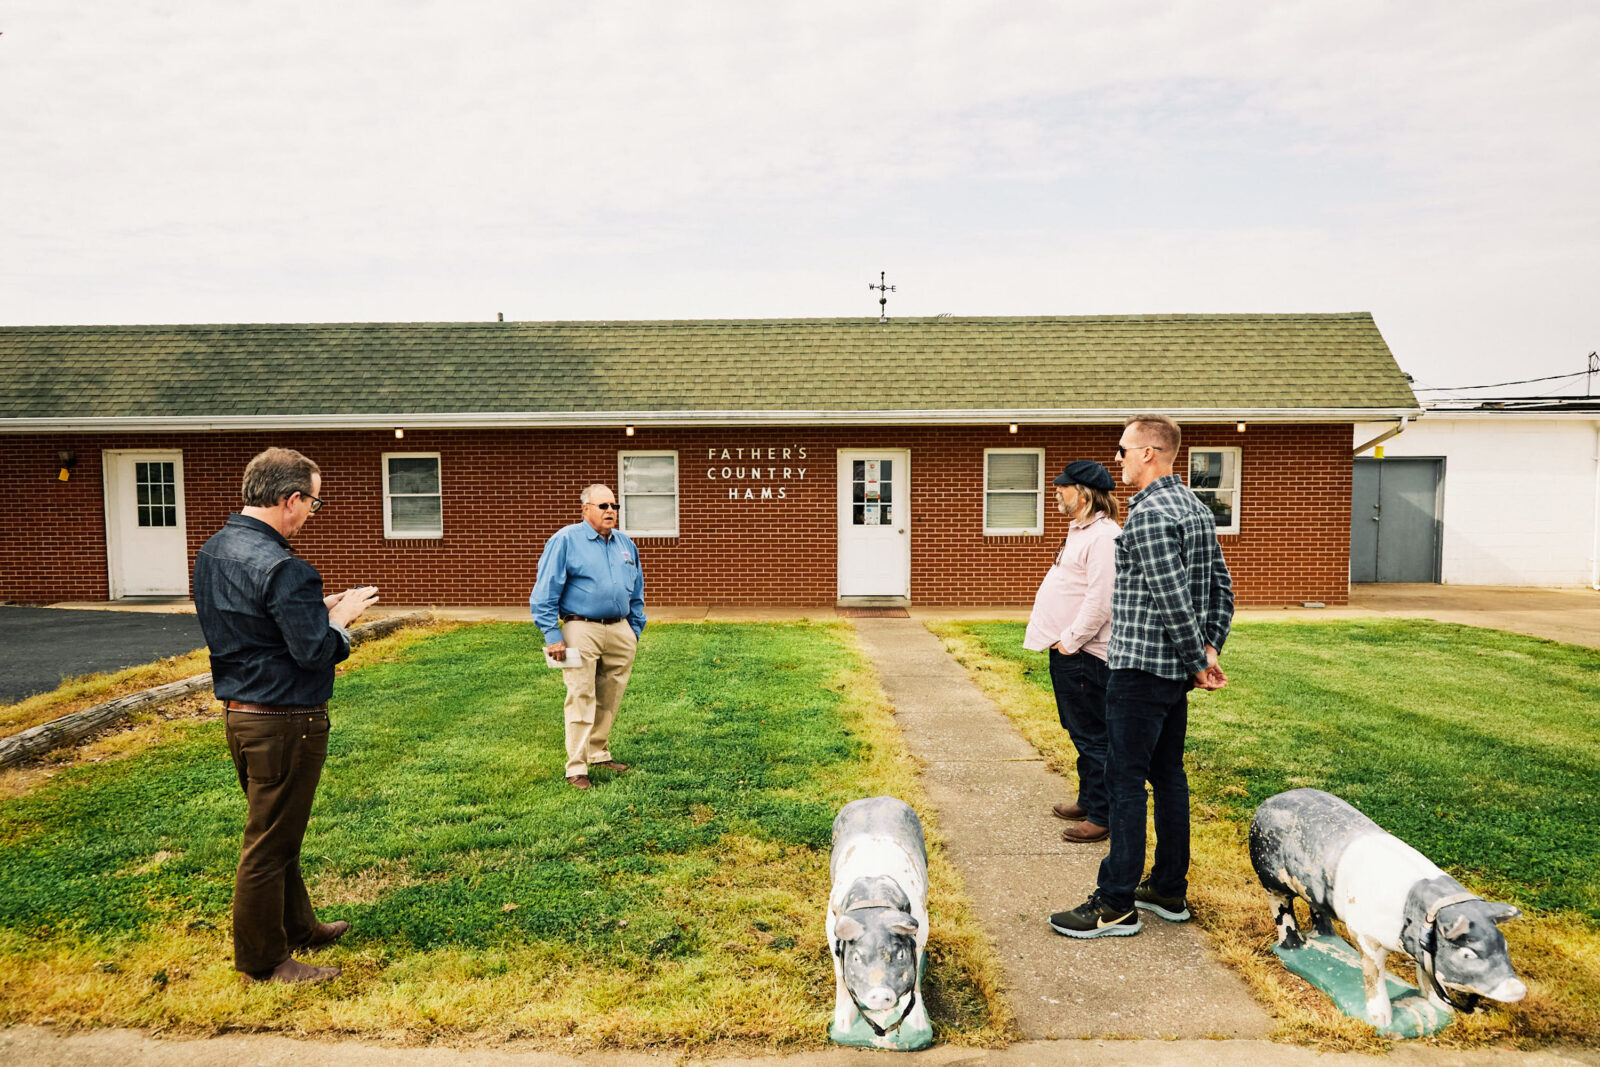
left=579, top=483, right=613, bottom=505
left=241, top=448, right=319, bottom=507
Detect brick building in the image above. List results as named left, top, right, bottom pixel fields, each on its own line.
left=0, top=314, right=1417, bottom=607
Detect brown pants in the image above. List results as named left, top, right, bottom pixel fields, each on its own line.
left=560, top=620, right=637, bottom=777
left=224, top=709, right=329, bottom=975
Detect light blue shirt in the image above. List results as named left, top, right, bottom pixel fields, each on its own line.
left=530, top=521, right=646, bottom=642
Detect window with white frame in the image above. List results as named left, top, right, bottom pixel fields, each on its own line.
left=983, top=448, right=1045, bottom=535
left=619, top=451, right=679, bottom=537
left=1188, top=447, right=1240, bottom=534
left=382, top=453, right=443, bottom=538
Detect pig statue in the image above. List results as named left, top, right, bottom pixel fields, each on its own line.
left=1250, top=788, right=1526, bottom=1030
left=826, top=796, right=933, bottom=1050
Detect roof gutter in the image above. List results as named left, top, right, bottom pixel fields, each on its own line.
left=0, top=406, right=1423, bottom=434
left=1352, top=415, right=1410, bottom=458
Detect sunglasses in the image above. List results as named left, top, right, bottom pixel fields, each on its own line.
left=589, top=502, right=619, bottom=511
left=1115, top=443, right=1165, bottom=459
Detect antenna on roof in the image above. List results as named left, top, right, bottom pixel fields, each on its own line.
left=868, top=271, right=896, bottom=324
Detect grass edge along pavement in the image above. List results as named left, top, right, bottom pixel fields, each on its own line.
left=0, top=620, right=1012, bottom=1050
left=0, top=620, right=467, bottom=803
left=927, top=618, right=1600, bottom=1053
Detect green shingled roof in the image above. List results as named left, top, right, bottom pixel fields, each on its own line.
left=0, top=314, right=1417, bottom=423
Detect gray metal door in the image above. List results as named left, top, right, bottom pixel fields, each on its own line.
left=1351, top=458, right=1442, bottom=582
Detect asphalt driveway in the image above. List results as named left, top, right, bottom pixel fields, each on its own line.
left=0, top=607, right=207, bottom=704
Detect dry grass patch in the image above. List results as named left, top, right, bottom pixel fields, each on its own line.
left=928, top=620, right=1600, bottom=1052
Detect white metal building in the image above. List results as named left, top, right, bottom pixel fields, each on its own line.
left=1352, top=398, right=1600, bottom=588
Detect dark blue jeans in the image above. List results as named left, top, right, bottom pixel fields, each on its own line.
left=1095, top=668, right=1192, bottom=912
left=1047, top=648, right=1110, bottom=827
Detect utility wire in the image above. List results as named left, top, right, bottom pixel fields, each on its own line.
left=1413, top=370, right=1586, bottom=392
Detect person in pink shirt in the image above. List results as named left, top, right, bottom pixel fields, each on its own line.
left=1023, top=460, right=1122, bottom=844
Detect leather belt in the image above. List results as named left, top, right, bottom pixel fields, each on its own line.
left=224, top=700, right=328, bottom=715
left=560, top=614, right=624, bottom=624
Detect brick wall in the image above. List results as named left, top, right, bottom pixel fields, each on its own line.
left=0, top=423, right=1352, bottom=607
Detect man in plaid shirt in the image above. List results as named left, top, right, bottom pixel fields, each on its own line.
left=1050, top=413, right=1233, bottom=939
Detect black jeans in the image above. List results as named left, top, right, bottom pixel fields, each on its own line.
left=225, top=709, right=330, bottom=974
left=1095, top=668, right=1192, bottom=912
left=1047, top=648, right=1110, bottom=827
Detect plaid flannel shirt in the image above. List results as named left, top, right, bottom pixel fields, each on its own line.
left=1107, top=474, right=1235, bottom=680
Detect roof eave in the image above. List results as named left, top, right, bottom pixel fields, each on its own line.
left=0, top=406, right=1422, bottom=433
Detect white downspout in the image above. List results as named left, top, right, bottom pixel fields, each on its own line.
left=1591, top=422, right=1600, bottom=591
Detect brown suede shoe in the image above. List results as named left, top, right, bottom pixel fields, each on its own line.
left=298, top=920, right=349, bottom=951
left=1052, top=801, right=1087, bottom=821
left=1062, top=820, right=1109, bottom=843
left=591, top=760, right=629, bottom=773
left=244, top=958, right=341, bottom=985
left=567, top=774, right=592, bottom=790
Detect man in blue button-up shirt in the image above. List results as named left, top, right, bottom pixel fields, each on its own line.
left=531, top=483, right=647, bottom=789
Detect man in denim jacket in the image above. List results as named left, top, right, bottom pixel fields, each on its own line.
left=194, top=448, right=378, bottom=984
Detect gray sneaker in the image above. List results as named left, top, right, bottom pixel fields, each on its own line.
left=1133, top=879, right=1190, bottom=922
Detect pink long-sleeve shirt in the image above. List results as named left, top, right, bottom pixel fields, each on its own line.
left=1023, top=511, right=1120, bottom=660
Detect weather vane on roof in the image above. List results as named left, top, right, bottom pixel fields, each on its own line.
left=869, top=271, right=896, bottom=324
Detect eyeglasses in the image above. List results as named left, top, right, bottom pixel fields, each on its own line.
left=303, top=494, right=324, bottom=513
left=1115, top=443, right=1165, bottom=459
left=589, top=502, right=619, bottom=511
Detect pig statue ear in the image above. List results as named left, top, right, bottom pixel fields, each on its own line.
left=835, top=916, right=866, bottom=941
left=1486, top=902, right=1521, bottom=925
left=888, top=912, right=920, bottom=936
left=1442, top=915, right=1471, bottom=941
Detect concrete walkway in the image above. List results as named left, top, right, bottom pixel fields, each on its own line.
left=3, top=1026, right=1596, bottom=1066
left=851, top=618, right=1268, bottom=1040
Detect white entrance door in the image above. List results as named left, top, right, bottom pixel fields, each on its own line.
left=837, top=450, right=910, bottom=598
left=103, top=451, right=190, bottom=597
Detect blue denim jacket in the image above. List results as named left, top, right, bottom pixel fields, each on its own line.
left=193, top=514, right=350, bottom=706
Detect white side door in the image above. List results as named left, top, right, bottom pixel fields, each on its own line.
left=103, top=450, right=190, bottom=597
left=837, top=449, right=910, bottom=598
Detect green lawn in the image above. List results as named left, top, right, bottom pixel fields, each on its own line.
left=948, top=619, right=1600, bottom=919
left=0, top=622, right=1004, bottom=1045
left=931, top=618, right=1600, bottom=1047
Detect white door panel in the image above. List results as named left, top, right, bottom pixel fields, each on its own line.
left=104, top=451, right=189, bottom=597
left=837, top=450, right=910, bottom=597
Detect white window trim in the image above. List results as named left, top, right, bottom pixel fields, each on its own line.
left=382, top=452, right=443, bottom=539
left=1188, top=445, right=1241, bottom=535
left=983, top=447, right=1046, bottom=536
left=618, top=450, right=680, bottom=538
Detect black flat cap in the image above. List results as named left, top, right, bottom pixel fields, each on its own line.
left=1052, top=460, right=1115, bottom=492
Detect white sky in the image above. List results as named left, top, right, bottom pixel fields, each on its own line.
left=3, top=1, right=1597, bottom=396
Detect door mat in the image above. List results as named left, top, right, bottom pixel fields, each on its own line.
left=835, top=607, right=911, bottom=618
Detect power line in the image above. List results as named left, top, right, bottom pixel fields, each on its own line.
left=1413, top=370, right=1586, bottom=392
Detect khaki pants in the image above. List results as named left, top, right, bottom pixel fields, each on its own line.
left=560, top=620, right=637, bottom=778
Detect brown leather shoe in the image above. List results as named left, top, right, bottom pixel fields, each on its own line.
left=1062, top=820, right=1109, bottom=843
left=1052, top=801, right=1088, bottom=821
left=591, top=760, right=629, bottom=773
left=567, top=774, right=592, bottom=790
left=244, top=958, right=342, bottom=985
left=298, top=920, right=349, bottom=951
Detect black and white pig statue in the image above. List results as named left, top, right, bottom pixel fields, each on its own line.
left=826, top=796, right=933, bottom=1050
left=1249, top=788, right=1526, bottom=1029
